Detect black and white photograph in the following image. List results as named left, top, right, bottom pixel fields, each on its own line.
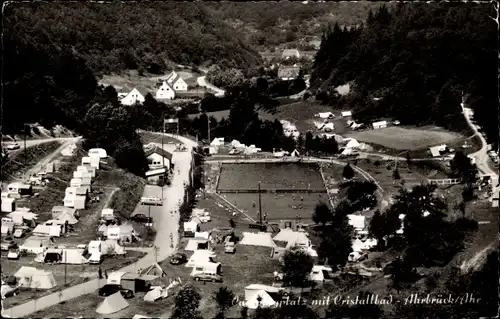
left=1, top=1, right=498, bottom=318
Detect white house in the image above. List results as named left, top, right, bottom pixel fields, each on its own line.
left=282, top=49, right=300, bottom=59
left=166, top=71, right=188, bottom=91
left=120, top=88, right=146, bottom=106
left=144, top=146, right=172, bottom=170
left=372, top=120, right=387, bottom=130
left=156, top=81, right=175, bottom=100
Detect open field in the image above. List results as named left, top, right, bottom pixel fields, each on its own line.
left=98, top=69, right=201, bottom=93
left=222, top=192, right=329, bottom=223
left=0, top=251, right=146, bottom=309
left=1, top=141, right=62, bottom=182
left=217, top=163, right=325, bottom=191
left=345, top=126, right=464, bottom=150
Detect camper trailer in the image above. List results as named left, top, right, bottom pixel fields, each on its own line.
left=73, top=171, right=92, bottom=185
left=190, top=261, right=222, bottom=276
left=7, top=183, right=33, bottom=198
left=183, top=222, right=200, bottom=237
left=88, top=148, right=108, bottom=159
left=1, top=197, right=16, bottom=213
left=100, top=209, right=116, bottom=222
left=77, top=165, right=96, bottom=178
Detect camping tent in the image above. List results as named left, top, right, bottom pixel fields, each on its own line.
left=231, top=140, right=244, bottom=148
left=347, top=215, right=365, bottom=231
left=52, top=206, right=78, bottom=219
left=186, top=250, right=216, bottom=268
left=20, top=236, right=55, bottom=254
left=144, top=286, right=168, bottom=302
left=345, top=138, right=360, bottom=149
left=96, top=292, right=129, bottom=314
left=33, top=225, right=61, bottom=237
left=309, top=265, right=333, bottom=281
left=341, top=111, right=352, bottom=117
left=143, top=263, right=167, bottom=277
left=240, top=232, right=277, bottom=248
left=7, top=211, right=38, bottom=225
left=323, top=122, right=335, bottom=132
left=244, top=289, right=278, bottom=309
left=57, top=212, right=78, bottom=225
left=290, top=149, right=300, bottom=157
left=106, top=224, right=136, bottom=243
left=88, top=240, right=126, bottom=255
left=61, top=249, right=88, bottom=264
left=318, top=112, right=334, bottom=119
left=14, top=266, right=57, bottom=289
left=194, top=232, right=210, bottom=240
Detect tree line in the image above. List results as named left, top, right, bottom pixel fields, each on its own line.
left=311, top=3, right=498, bottom=150
left=4, top=2, right=262, bottom=76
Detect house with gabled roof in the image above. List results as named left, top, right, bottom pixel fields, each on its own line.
left=278, top=66, right=301, bottom=80
left=120, top=87, right=149, bottom=105
left=144, top=146, right=173, bottom=170
left=165, top=71, right=188, bottom=91
left=282, top=49, right=300, bottom=59
left=156, top=81, right=175, bottom=100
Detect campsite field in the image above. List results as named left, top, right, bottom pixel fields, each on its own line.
left=217, top=163, right=325, bottom=191
left=0, top=251, right=146, bottom=309
left=221, top=192, right=330, bottom=223
left=345, top=126, right=464, bottom=150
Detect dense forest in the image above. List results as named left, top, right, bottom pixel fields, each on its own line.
left=206, top=1, right=384, bottom=50
left=311, top=3, right=498, bottom=147
left=4, top=2, right=261, bottom=75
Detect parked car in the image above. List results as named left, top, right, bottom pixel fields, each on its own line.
left=1, top=237, right=17, bottom=251
left=192, top=273, right=223, bottom=283
left=5, top=143, right=20, bottom=150
left=13, top=228, right=26, bottom=238
left=98, top=284, right=134, bottom=298
left=130, top=214, right=153, bottom=226
left=170, top=253, right=187, bottom=265
left=7, top=248, right=20, bottom=260
left=1, top=285, right=20, bottom=298
left=224, top=242, right=236, bottom=254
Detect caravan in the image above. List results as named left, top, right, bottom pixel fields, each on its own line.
left=7, top=183, right=33, bottom=198
left=88, top=148, right=108, bottom=159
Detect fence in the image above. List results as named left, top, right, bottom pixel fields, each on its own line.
left=428, top=178, right=461, bottom=186
left=217, top=188, right=327, bottom=194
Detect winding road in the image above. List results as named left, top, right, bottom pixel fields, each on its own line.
left=2, top=133, right=197, bottom=318
left=196, top=76, right=225, bottom=97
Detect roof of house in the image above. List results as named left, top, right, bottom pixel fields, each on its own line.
left=278, top=66, right=300, bottom=78
left=282, top=49, right=300, bottom=57
left=144, top=146, right=173, bottom=161
left=429, top=144, right=447, bottom=157
left=175, top=91, right=205, bottom=99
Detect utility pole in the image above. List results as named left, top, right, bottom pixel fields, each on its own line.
left=177, top=118, right=180, bottom=136
left=64, top=250, right=67, bottom=286
left=258, top=181, right=262, bottom=225
left=207, top=116, right=211, bottom=144
left=23, top=124, right=28, bottom=166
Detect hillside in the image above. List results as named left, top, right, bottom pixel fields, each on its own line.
left=206, top=1, right=385, bottom=50
left=4, top=2, right=262, bottom=75
left=310, top=3, right=498, bottom=147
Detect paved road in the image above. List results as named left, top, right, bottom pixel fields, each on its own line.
left=197, top=76, right=225, bottom=97
left=2, top=134, right=197, bottom=318
left=3, top=137, right=77, bottom=156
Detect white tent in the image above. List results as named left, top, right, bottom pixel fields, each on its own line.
left=291, top=149, right=300, bottom=157
left=144, top=286, right=168, bottom=302
left=61, top=249, right=88, bottom=264
left=314, top=121, right=325, bottom=130
left=244, top=289, right=278, bottom=309
left=341, top=111, right=352, bottom=117
left=210, top=138, right=225, bottom=147
left=194, top=232, right=210, bottom=240
left=309, top=265, right=333, bottom=281
left=341, top=148, right=354, bottom=156
left=240, top=232, right=277, bottom=248
left=231, top=140, right=244, bottom=148
left=274, top=230, right=311, bottom=249
left=14, top=267, right=57, bottom=289
left=20, top=236, right=55, bottom=254
left=345, top=138, right=360, bottom=149
left=33, top=225, right=61, bottom=237
left=106, top=224, right=136, bottom=242
left=96, top=292, right=129, bottom=314
left=318, top=112, right=334, bottom=119
left=347, top=215, right=365, bottom=231
left=88, top=240, right=126, bottom=255
left=323, top=122, right=335, bottom=132
left=7, top=211, right=38, bottom=225
left=186, top=250, right=216, bottom=268
left=273, top=228, right=298, bottom=242
left=57, top=212, right=78, bottom=225
left=52, top=206, right=77, bottom=219
left=185, top=239, right=209, bottom=251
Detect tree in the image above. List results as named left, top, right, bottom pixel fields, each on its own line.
left=281, top=247, right=314, bottom=287
left=171, top=284, right=203, bottom=319
left=386, top=256, right=417, bottom=293
left=305, top=131, right=314, bottom=152
left=342, top=163, right=355, bottom=180
left=392, top=168, right=400, bottom=182
left=312, top=202, right=332, bottom=225
left=213, top=286, right=236, bottom=318
left=450, top=151, right=478, bottom=184
left=318, top=215, right=353, bottom=269
left=368, top=210, right=386, bottom=250
left=346, top=181, right=378, bottom=211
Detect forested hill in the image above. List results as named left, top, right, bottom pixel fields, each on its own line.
left=4, top=2, right=262, bottom=75
left=311, top=4, right=498, bottom=146
left=206, top=1, right=384, bottom=49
